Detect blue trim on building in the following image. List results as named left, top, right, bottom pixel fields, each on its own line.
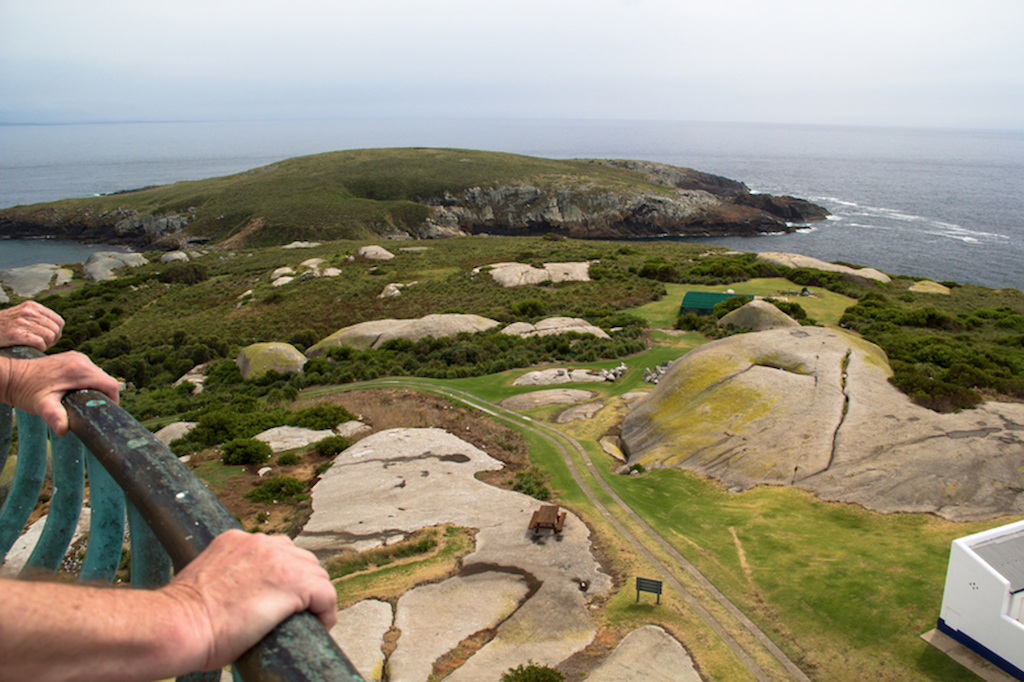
left=937, top=618, right=1024, bottom=680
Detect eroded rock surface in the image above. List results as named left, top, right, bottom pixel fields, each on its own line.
left=621, top=327, right=1024, bottom=521
left=299, top=428, right=612, bottom=677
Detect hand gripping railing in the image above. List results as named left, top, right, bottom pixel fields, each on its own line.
left=0, top=346, right=365, bottom=682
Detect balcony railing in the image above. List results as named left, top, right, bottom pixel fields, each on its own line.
left=0, top=346, right=364, bottom=682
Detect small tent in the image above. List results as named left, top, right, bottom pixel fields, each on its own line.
left=679, top=291, right=751, bottom=316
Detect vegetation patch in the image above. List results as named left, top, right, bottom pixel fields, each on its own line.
left=244, top=475, right=307, bottom=504
left=840, top=286, right=1024, bottom=410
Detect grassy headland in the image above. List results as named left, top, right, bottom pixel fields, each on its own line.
left=0, top=149, right=676, bottom=245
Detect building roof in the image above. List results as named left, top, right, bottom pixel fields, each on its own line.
left=971, top=528, right=1024, bottom=593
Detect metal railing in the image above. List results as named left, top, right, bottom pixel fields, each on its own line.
left=0, top=346, right=364, bottom=682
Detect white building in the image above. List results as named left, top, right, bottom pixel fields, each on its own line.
left=939, top=519, right=1024, bottom=680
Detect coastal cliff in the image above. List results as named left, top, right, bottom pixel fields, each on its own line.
left=0, top=149, right=828, bottom=248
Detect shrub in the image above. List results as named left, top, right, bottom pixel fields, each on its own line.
left=511, top=299, right=547, bottom=318
left=713, top=296, right=752, bottom=319
left=277, top=453, right=301, bottom=466
left=314, top=435, right=351, bottom=457
left=289, top=403, right=355, bottom=430
left=244, top=476, right=306, bottom=504
left=160, top=262, right=208, bottom=285
left=512, top=466, right=551, bottom=501
left=501, top=662, right=565, bottom=682
left=764, top=298, right=809, bottom=321
left=221, top=438, right=272, bottom=465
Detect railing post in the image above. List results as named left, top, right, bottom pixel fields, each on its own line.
left=20, top=430, right=85, bottom=579
left=79, top=449, right=126, bottom=584
left=0, top=410, right=48, bottom=560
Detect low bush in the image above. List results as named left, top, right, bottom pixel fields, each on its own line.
left=501, top=662, right=565, bottom=682
left=314, top=435, right=351, bottom=457
left=221, top=438, right=272, bottom=465
left=512, top=467, right=551, bottom=501
left=243, top=476, right=306, bottom=504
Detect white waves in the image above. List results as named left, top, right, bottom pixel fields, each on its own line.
left=813, top=195, right=1009, bottom=245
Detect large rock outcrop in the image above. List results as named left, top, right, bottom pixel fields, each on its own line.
left=236, top=342, right=307, bottom=379
left=306, top=313, right=500, bottom=356
left=621, top=327, right=1024, bottom=521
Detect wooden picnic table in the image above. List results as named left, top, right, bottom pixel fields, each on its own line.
left=529, top=504, right=566, bottom=533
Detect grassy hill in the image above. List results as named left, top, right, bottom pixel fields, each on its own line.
left=0, top=149, right=675, bottom=246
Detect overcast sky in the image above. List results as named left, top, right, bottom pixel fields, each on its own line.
left=1, top=0, right=1021, bottom=129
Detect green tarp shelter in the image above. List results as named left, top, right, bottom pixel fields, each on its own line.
left=679, top=291, right=752, bottom=316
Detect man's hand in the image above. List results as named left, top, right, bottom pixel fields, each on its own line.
left=2, top=352, right=120, bottom=435
left=161, top=530, right=338, bottom=671
left=0, top=301, right=65, bottom=351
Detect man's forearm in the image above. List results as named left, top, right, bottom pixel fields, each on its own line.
left=0, top=578, right=208, bottom=682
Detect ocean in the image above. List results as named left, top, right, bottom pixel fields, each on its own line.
left=1, top=119, right=1022, bottom=291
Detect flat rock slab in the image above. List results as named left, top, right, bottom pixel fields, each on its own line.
left=335, top=420, right=372, bottom=440
left=503, top=317, right=609, bottom=339
left=389, top=571, right=530, bottom=682
left=757, top=251, right=891, bottom=283
left=599, top=436, right=626, bottom=462
left=0, top=263, right=73, bottom=298
left=153, top=421, right=197, bottom=446
left=358, top=245, right=395, bottom=260
left=513, top=368, right=609, bottom=386
left=501, top=389, right=595, bottom=410
left=298, top=427, right=612, bottom=678
left=909, top=280, right=952, bottom=294
left=330, top=599, right=393, bottom=682
left=557, top=402, right=604, bottom=423
left=0, top=509, right=90, bottom=578
left=254, top=425, right=334, bottom=453
left=83, top=251, right=148, bottom=282
left=307, top=314, right=500, bottom=355
left=585, top=626, right=701, bottom=682
left=482, top=262, right=591, bottom=287
left=160, top=251, right=189, bottom=263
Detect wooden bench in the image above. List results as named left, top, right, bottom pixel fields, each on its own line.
left=529, top=504, right=567, bottom=534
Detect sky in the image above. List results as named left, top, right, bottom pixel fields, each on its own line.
left=1, top=0, right=1022, bottom=130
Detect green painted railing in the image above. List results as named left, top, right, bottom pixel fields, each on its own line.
left=0, top=346, right=365, bottom=682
